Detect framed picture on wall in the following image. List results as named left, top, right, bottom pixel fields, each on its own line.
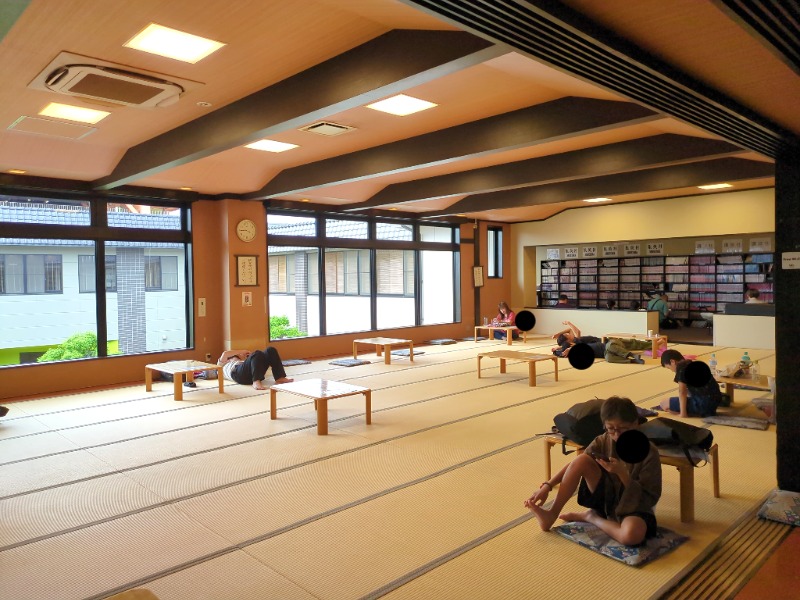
left=473, top=266, right=484, bottom=287
left=236, top=255, right=258, bottom=286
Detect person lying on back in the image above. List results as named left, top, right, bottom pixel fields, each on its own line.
left=551, top=321, right=604, bottom=358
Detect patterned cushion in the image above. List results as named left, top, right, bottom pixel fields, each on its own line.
left=390, top=349, right=424, bottom=357
left=552, top=522, right=688, bottom=566
left=429, top=338, right=457, bottom=345
left=282, top=359, right=311, bottom=366
left=758, top=489, right=800, bottom=526
left=329, top=358, right=371, bottom=367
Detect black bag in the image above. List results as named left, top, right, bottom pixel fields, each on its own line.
left=639, top=417, right=713, bottom=466
left=552, top=398, right=605, bottom=454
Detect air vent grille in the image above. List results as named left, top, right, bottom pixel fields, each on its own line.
left=299, top=121, right=355, bottom=136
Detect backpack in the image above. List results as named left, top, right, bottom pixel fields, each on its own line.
left=639, top=416, right=713, bottom=466
left=552, top=398, right=605, bottom=454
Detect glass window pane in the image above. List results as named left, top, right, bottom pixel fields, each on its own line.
left=420, top=225, right=452, bottom=243
left=79, top=255, right=95, bottom=292
left=267, top=214, right=317, bottom=236
left=376, top=221, right=413, bottom=241
left=107, top=203, right=182, bottom=230
left=421, top=250, right=454, bottom=324
left=0, top=240, right=97, bottom=366
left=326, top=247, right=370, bottom=334
left=377, top=249, right=415, bottom=329
left=0, top=196, right=90, bottom=226
left=268, top=247, right=319, bottom=339
left=326, top=218, right=368, bottom=239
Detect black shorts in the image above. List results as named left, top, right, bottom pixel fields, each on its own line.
left=577, top=470, right=658, bottom=540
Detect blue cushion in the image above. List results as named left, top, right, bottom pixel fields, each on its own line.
left=429, top=338, right=457, bottom=345
left=552, top=522, right=688, bottom=566
left=282, top=359, right=311, bottom=366
left=390, top=349, right=424, bottom=356
left=329, top=359, right=371, bottom=367
left=758, top=489, right=800, bottom=526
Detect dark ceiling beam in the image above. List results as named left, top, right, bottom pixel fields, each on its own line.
left=425, top=158, right=775, bottom=216
left=93, top=29, right=502, bottom=190
left=247, top=97, right=658, bottom=199
left=345, top=134, right=744, bottom=210
left=714, top=0, right=800, bottom=77
left=400, top=0, right=791, bottom=157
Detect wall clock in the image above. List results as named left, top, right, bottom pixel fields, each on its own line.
left=236, top=219, right=257, bottom=242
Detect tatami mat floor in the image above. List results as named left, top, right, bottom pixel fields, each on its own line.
left=0, top=336, right=777, bottom=600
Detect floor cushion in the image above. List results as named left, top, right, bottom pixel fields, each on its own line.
left=758, top=489, right=800, bottom=526
left=391, top=349, right=425, bottom=356
left=552, top=521, right=688, bottom=566
left=429, top=338, right=457, bottom=345
left=282, top=359, right=311, bottom=366
left=329, top=358, right=371, bottom=367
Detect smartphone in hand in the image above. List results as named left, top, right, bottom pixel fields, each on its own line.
left=590, top=451, right=610, bottom=462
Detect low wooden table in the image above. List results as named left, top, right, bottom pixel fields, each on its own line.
left=543, top=435, right=720, bottom=523
left=602, top=332, right=667, bottom=357
left=352, top=337, right=413, bottom=365
left=715, top=374, right=772, bottom=405
left=474, top=325, right=528, bottom=346
left=477, top=351, right=558, bottom=387
left=145, top=360, right=223, bottom=401
left=270, top=378, right=372, bottom=435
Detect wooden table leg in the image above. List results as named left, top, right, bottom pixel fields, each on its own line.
left=724, top=382, right=735, bottom=404
left=506, top=332, right=513, bottom=346
left=544, top=438, right=554, bottom=480
left=174, top=375, right=183, bottom=401
left=474, top=327, right=479, bottom=342
left=499, top=358, right=507, bottom=374
left=677, top=464, right=695, bottom=523
left=528, top=361, right=536, bottom=387
left=217, top=368, right=224, bottom=394
left=552, top=357, right=559, bottom=381
left=353, top=341, right=358, bottom=360
left=409, top=341, right=414, bottom=363
left=477, top=355, right=482, bottom=378
left=317, top=398, right=328, bottom=435
left=710, top=445, right=720, bottom=498
left=383, top=345, right=391, bottom=365
left=364, top=390, right=371, bottom=425
left=270, top=389, right=278, bottom=420
left=145, top=368, right=153, bottom=392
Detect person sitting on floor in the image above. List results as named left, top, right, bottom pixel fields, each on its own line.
left=492, top=301, right=520, bottom=340
left=217, top=346, right=294, bottom=390
left=524, top=396, right=662, bottom=545
left=659, top=349, right=722, bottom=417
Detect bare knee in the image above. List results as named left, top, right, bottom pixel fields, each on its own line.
left=617, top=517, right=647, bottom=546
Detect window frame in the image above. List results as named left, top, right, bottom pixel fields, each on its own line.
left=487, top=226, right=503, bottom=278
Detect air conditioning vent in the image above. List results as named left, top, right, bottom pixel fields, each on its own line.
left=44, top=65, right=183, bottom=107
left=29, top=52, right=203, bottom=109
left=300, top=121, right=355, bottom=136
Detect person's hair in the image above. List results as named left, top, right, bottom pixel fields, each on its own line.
left=498, top=300, right=511, bottom=313
left=558, top=294, right=568, bottom=301
left=660, top=349, right=684, bottom=367
left=630, top=301, right=641, bottom=310
left=556, top=333, right=568, bottom=346
left=606, top=299, right=616, bottom=309
left=600, top=396, right=638, bottom=424
left=746, top=288, right=760, bottom=299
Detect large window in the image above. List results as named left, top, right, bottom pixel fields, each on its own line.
left=267, top=213, right=459, bottom=338
left=0, top=197, right=191, bottom=366
left=488, top=227, right=503, bottom=278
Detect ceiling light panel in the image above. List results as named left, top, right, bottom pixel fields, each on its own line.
left=245, top=140, right=298, bottom=152
left=583, top=197, right=612, bottom=203
left=38, top=102, right=109, bottom=124
left=366, top=94, right=437, bottom=116
left=697, top=183, right=733, bottom=189
left=124, top=23, right=225, bottom=63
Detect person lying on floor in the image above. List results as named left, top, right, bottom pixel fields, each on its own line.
left=659, top=349, right=722, bottom=418
left=217, top=346, right=294, bottom=390
left=604, top=336, right=668, bottom=364
left=551, top=321, right=605, bottom=359
left=552, top=321, right=666, bottom=364
left=524, top=396, right=662, bottom=546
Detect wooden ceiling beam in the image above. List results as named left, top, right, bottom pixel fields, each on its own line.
left=249, top=97, right=658, bottom=200
left=426, top=158, right=775, bottom=215
left=93, top=30, right=501, bottom=190
left=345, top=134, right=744, bottom=210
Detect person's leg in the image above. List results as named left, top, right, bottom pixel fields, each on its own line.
left=263, top=346, right=292, bottom=383
left=529, top=453, right=602, bottom=531
left=660, top=396, right=680, bottom=411
left=560, top=512, right=648, bottom=546
left=239, top=350, right=268, bottom=389
left=604, top=339, right=633, bottom=363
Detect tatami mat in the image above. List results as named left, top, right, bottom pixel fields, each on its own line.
left=0, top=339, right=777, bottom=600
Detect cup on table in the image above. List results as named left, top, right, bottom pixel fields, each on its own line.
left=483, top=317, right=489, bottom=325
left=647, top=329, right=654, bottom=337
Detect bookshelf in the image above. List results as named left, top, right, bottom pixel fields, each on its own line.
left=540, top=252, right=774, bottom=318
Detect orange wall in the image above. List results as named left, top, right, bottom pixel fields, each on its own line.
left=0, top=206, right=505, bottom=401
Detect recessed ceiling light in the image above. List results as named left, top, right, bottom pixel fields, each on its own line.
left=366, top=94, right=437, bottom=116
left=245, top=139, right=299, bottom=153
left=179, top=186, right=192, bottom=191
left=124, top=23, right=225, bottom=63
left=301, top=198, right=310, bottom=202
left=583, top=197, right=612, bottom=203
left=8, top=169, right=26, bottom=174
left=38, top=102, right=109, bottom=124
left=698, top=183, right=733, bottom=190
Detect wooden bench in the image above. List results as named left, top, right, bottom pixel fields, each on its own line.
left=145, top=360, right=223, bottom=401
left=477, top=351, right=558, bottom=387
left=474, top=325, right=527, bottom=345
left=543, top=435, right=719, bottom=523
left=352, top=337, right=413, bottom=365
left=270, top=378, right=371, bottom=435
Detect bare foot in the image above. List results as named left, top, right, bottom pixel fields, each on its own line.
left=252, top=381, right=268, bottom=390
left=275, top=377, right=294, bottom=384
left=530, top=504, right=559, bottom=532
left=559, top=509, right=598, bottom=525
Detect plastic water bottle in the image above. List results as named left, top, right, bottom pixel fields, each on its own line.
left=740, top=351, right=752, bottom=377
left=751, top=360, right=760, bottom=381
left=709, top=353, right=717, bottom=378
